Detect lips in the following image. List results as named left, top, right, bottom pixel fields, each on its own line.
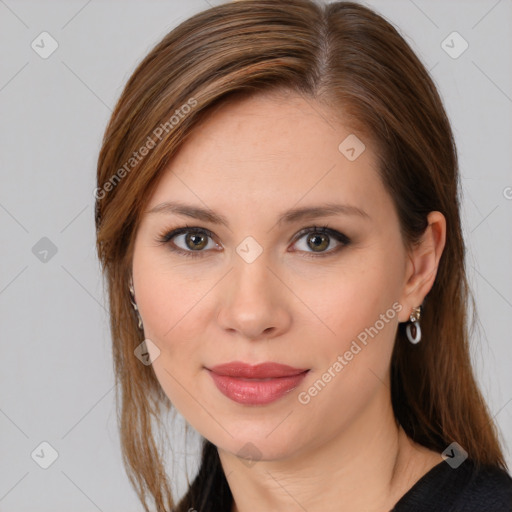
left=206, top=362, right=309, bottom=405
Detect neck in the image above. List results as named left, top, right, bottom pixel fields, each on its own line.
left=218, top=392, right=442, bottom=512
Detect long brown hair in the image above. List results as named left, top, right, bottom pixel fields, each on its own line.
left=95, top=1, right=508, bottom=510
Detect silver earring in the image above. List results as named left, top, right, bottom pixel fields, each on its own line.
left=405, top=306, right=421, bottom=344
left=129, top=278, right=143, bottom=330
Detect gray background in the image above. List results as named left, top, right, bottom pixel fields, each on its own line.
left=1, top=0, right=511, bottom=510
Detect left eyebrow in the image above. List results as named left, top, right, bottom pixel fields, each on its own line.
left=145, top=200, right=370, bottom=227
left=276, top=203, right=370, bottom=225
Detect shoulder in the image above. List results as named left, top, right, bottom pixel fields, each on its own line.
left=392, top=458, right=512, bottom=512
left=454, top=461, right=512, bottom=511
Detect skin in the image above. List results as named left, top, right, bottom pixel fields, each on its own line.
left=131, top=90, right=446, bottom=512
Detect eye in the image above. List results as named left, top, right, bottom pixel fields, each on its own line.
left=155, top=225, right=220, bottom=258
left=155, top=224, right=351, bottom=258
left=290, top=225, right=351, bottom=258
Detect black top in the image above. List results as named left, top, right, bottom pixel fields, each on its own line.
left=174, top=442, right=512, bottom=512
left=391, top=458, right=512, bottom=511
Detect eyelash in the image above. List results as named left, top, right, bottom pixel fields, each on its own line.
left=155, top=224, right=351, bottom=259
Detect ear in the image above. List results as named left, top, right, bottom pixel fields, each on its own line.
left=398, top=211, right=446, bottom=322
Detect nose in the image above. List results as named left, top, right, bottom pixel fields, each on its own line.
left=215, top=255, right=292, bottom=341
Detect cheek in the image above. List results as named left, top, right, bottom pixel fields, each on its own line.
left=312, top=249, right=404, bottom=344
left=138, top=275, right=206, bottom=356
left=300, top=251, right=405, bottom=418
left=135, top=269, right=211, bottom=413
left=295, top=259, right=403, bottom=426
left=132, top=244, right=210, bottom=360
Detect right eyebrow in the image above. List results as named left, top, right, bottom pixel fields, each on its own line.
left=146, top=201, right=230, bottom=227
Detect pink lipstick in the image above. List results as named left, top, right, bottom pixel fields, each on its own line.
left=207, top=362, right=309, bottom=405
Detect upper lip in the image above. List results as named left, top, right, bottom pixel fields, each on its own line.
left=208, top=362, right=309, bottom=379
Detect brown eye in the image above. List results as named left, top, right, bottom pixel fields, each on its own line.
left=156, top=226, right=219, bottom=258
left=292, top=226, right=351, bottom=257
left=185, top=232, right=208, bottom=251
left=306, top=233, right=330, bottom=252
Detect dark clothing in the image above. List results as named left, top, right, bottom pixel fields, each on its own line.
left=175, top=442, right=512, bottom=512
left=391, top=458, right=512, bottom=511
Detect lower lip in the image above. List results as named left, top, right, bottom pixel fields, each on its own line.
left=207, top=370, right=309, bottom=405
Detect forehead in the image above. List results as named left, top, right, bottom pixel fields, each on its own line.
left=145, top=92, right=388, bottom=223
left=178, top=91, right=348, bottom=166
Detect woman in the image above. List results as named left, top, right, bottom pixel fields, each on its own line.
left=95, top=1, right=512, bottom=510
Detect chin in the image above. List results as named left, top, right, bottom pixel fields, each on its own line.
left=211, top=419, right=308, bottom=463
left=217, top=436, right=296, bottom=465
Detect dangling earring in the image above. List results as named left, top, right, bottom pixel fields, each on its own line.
left=405, top=305, right=421, bottom=344
left=129, top=278, right=143, bottom=330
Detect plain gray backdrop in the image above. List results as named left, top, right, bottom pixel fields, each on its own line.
left=1, top=0, right=511, bottom=510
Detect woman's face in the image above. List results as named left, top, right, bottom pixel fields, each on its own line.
left=131, top=91, right=414, bottom=462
